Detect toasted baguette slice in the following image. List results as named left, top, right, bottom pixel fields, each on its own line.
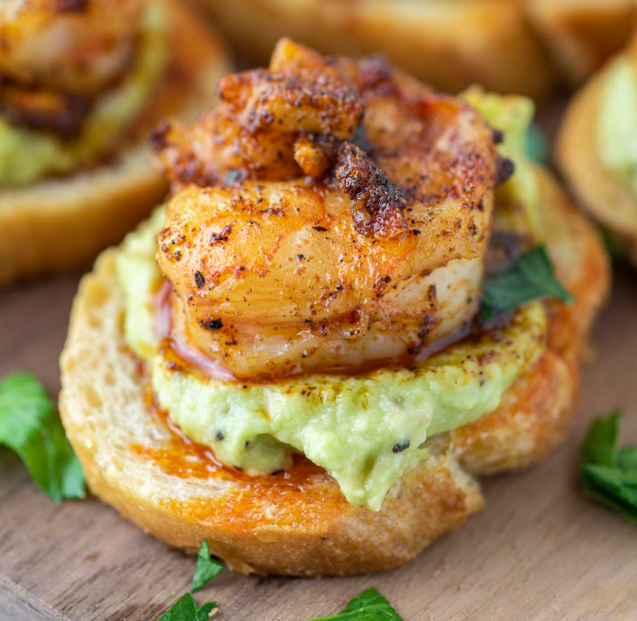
left=196, top=0, right=635, bottom=99
left=197, top=0, right=557, bottom=99
left=527, top=0, right=636, bottom=85
left=59, top=168, right=608, bottom=576
left=0, top=0, right=231, bottom=287
left=556, top=52, right=637, bottom=267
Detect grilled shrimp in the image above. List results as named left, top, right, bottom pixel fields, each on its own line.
left=0, top=0, right=145, bottom=96
left=154, top=39, right=365, bottom=187
left=155, top=40, right=500, bottom=380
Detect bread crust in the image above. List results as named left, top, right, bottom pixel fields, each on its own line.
left=59, top=168, right=608, bottom=576
left=556, top=54, right=637, bottom=267
left=195, top=0, right=635, bottom=99
left=0, top=0, right=231, bottom=287
left=196, top=0, right=556, bottom=99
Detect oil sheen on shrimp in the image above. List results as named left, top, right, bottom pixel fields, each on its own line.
left=154, top=40, right=501, bottom=381
left=0, top=0, right=146, bottom=96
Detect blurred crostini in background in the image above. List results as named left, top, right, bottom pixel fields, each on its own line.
left=557, top=28, right=637, bottom=268
left=196, top=0, right=635, bottom=100
left=0, top=0, right=231, bottom=287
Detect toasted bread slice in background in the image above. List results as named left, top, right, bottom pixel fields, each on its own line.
left=527, top=0, right=636, bottom=85
left=0, top=0, right=231, bottom=287
left=556, top=52, right=637, bottom=267
left=195, top=0, right=635, bottom=99
left=59, top=167, right=608, bottom=576
left=197, top=0, right=557, bottom=99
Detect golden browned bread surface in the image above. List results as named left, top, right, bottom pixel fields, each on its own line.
left=0, top=0, right=231, bottom=287
left=59, top=168, right=609, bottom=576
left=557, top=49, right=637, bottom=268
left=197, top=0, right=555, bottom=99
left=196, top=0, right=635, bottom=99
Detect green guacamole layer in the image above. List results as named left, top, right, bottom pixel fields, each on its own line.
left=0, top=1, right=167, bottom=186
left=116, top=91, right=547, bottom=511
left=463, top=87, right=541, bottom=240
left=597, top=56, right=637, bottom=198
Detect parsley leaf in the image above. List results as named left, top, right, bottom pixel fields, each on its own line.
left=158, top=593, right=217, bottom=621
left=195, top=602, right=217, bottom=621
left=479, top=245, right=574, bottom=323
left=582, top=410, right=621, bottom=467
left=307, top=588, right=404, bottom=621
left=191, top=540, right=224, bottom=593
left=157, top=540, right=223, bottom=619
left=618, top=448, right=637, bottom=470
left=0, top=373, right=85, bottom=501
left=525, top=124, right=548, bottom=164
left=580, top=411, right=637, bottom=524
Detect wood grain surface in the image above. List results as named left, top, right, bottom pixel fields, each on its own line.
left=0, top=264, right=635, bottom=621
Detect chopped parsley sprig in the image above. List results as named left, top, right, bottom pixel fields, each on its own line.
left=580, top=410, right=637, bottom=524
left=0, top=373, right=85, bottom=501
left=192, top=540, right=225, bottom=593
left=158, top=593, right=217, bottom=621
left=479, top=245, right=574, bottom=323
left=158, top=540, right=224, bottom=620
left=307, top=588, right=404, bottom=621
left=158, top=542, right=402, bottom=621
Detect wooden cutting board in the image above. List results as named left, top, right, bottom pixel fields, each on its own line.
left=1, top=261, right=636, bottom=621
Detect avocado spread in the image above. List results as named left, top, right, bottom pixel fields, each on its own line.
left=598, top=56, right=637, bottom=198
left=463, top=88, right=542, bottom=241
left=117, top=92, right=548, bottom=511
left=0, top=1, right=167, bottom=186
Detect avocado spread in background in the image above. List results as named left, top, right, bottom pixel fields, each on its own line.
left=116, top=91, right=548, bottom=512
left=0, top=1, right=167, bottom=187
left=598, top=56, right=637, bottom=199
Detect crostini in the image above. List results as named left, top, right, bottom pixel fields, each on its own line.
left=0, top=0, right=230, bottom=286
left=197, top=0, right=635, bottom=99
left=60, top=40, right=609, bottom=576
left=557, top=32, right=637, bottom=267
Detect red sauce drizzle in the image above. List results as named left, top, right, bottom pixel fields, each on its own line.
left=132, top=383, right=325, bottom=490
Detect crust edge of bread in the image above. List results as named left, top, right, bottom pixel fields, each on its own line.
left=196, top=0, right=636, bottom=99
